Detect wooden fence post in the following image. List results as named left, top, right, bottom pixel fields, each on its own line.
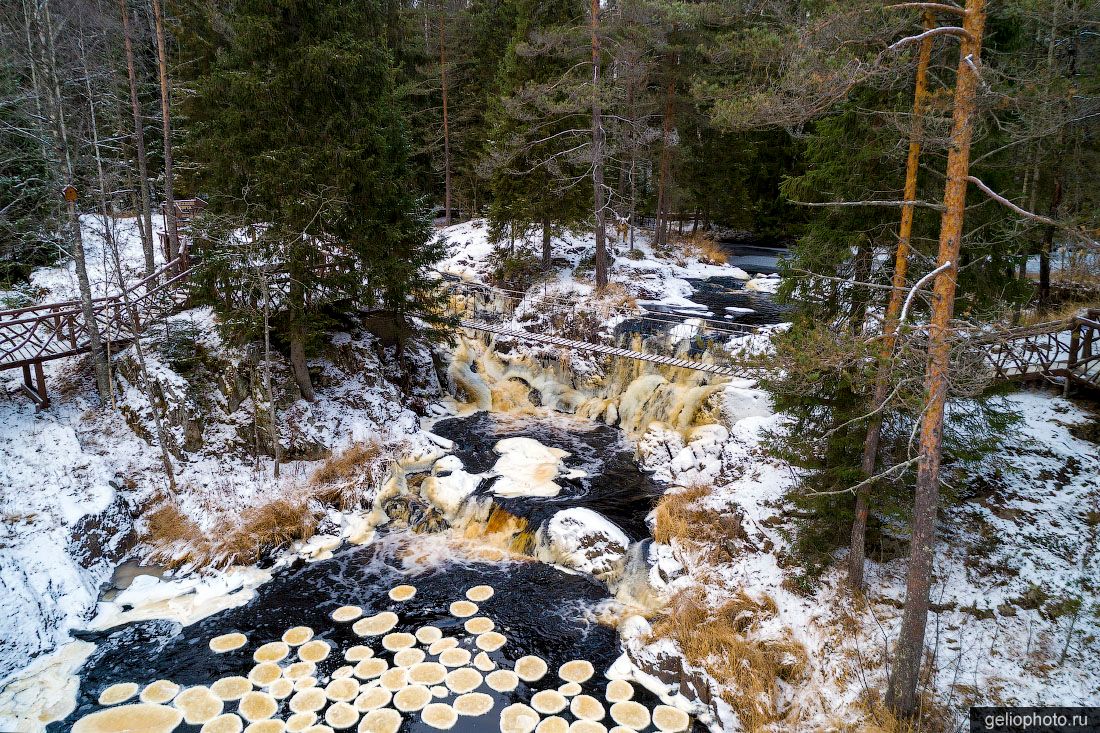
left=1065, top=320, right=1080, bottom=396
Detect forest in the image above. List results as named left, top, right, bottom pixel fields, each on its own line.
left=0, top=0, right=1098, bottom=731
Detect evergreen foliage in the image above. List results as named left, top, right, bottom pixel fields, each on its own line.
left=0, top=60, right=57, bottom=284
left=483, top=0, right=592, bottom=252
left=182, top=0, right=444, bottom=372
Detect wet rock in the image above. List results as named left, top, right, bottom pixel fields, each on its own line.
left=69, top=493, right=137, bottom=572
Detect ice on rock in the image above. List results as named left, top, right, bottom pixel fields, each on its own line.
left=541, top=508, right=629, bottom=580
left=744, top=274, right=781, bottom=293
left=488, top=438, right=585, bottom=498
left=421, top=456, right=482, bottom=518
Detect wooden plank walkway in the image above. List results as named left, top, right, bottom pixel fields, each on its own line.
left=459, top=319, right=750, bottom=377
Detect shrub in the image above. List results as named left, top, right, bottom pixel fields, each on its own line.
left=144, top=498, right=319, bottom=569
left=676, top=233, right=729, bottom=265
left=488, top=245, right=544, bottom=294
left=648, top=588, right=808, bottom=731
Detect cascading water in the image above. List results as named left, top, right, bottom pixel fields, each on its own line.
left=50, top=281, right=751, bottom=733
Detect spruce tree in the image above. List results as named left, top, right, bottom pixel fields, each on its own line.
left=0, top=59, right=57, bottom=284
left=483, top=0, right=591, bottom=270
left=183, top=0, right=442, bottom=399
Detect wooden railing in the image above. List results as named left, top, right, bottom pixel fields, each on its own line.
left=0, top=254, right=191, bottom=406
left=977, top=309, right=1100, bottom=390
left=3, top=253, right=1096, bottom=409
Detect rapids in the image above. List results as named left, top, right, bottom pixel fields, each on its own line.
left=53, top=412, right=699, bottom=732
left=48, top=277, right=747, bottom=732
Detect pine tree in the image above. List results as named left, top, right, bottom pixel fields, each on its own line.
left=183, top=0, right=443, bottom=399
left=483, top=0, right=592, bottom=270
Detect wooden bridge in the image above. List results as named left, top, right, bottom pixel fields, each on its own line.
left=977, top=309, right=1100, bottom=391
left=0, top=254, right=190, bottom=408
left=1, top=244, right=1097, bottom=407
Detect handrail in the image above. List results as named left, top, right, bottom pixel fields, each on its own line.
left=0, top=253, right=190, bottom=321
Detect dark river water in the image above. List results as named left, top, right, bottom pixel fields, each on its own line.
left=58, top=414, right=699, bottom=732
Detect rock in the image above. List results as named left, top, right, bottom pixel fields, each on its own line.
left=541, top=508, right=630, bottom=581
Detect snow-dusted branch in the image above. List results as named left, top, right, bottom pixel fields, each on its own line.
left=806, top=457, right=921, bottom=497
left=790, top=198, right=946, bottom=211
left=966, top=175, right=1058, bottom=226
left=884, top=3, right=966, bottom=17
left=900, top=261, right=952, bottom=324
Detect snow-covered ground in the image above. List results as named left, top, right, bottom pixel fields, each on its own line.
left=436, top=220, right=1100, bottom=728
left=0, top=218, right=436, bottom=699
left=438, top=218, right=752, bottom=308
left=2, top=215, right=1096, bottom=731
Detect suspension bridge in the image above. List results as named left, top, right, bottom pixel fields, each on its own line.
left=440, top=278, right=763, bottom=378
left=1, top=232, right=1097, bottom=408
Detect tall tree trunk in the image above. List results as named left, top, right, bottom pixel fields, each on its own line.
left=288, top=278, right=314, bottom=401
left=886, top=0, right=986, bottom=715
left=440, top=3, right=452, bottom=227
left=1037, top=0, right=1063, bottom=314
left=542, top=215, right=552, bottom=271
left=849, top=13, right=934, bottom=591
left=84, top=34, right=177, bottom=489
left=626, top=68, right=639, bottom=252
left=590, top=0, right=608, bottom=289
left=655, top=74, right=675, bottom=247
left=151, top=0, right=180, bottom=265
left=81, top=33, right=118, bottom=408
left=119, top=0, right=155, bottom=278
left=261, top=277, right=281, bottom=478
left=66, top=195, right=112, bottom=400
left=20, top=0, right=49, bottom=164
left=41, top=0, right=111, bottom=400
left=1039, top=176, right=1062, bottom=309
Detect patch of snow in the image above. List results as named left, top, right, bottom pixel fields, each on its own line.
left=488, top=437, right=585, bottom=498
left=540, top=507, right=630, bottom=580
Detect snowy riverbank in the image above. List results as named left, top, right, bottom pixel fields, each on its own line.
left=1, top=216, right=1096, bottom=731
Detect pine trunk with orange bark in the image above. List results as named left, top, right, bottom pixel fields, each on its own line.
left=886, top=0, right=986, bottom=715
left=848, top=12, right=935, bottom=591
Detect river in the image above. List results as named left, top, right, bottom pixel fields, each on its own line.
left=56, top=411, right=703, bottom=733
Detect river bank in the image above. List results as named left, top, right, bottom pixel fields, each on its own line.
left=2, top=218, right=1098, bottom=732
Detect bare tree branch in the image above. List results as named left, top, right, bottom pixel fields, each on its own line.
left=884, top=3, right=967, bottom=17
left=790, top=198, right=947, bottom=211
left=966, top=175, right=1058, bottom=226
left=889, top=26, right=973, bottom=51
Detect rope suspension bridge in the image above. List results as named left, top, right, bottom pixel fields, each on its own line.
left=1, top=226, right=1097, bottom=407
left=439, top=278, right=764, bottom=378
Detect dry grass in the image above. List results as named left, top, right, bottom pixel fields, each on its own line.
left=1018, top=301, right=1094, bottom=326
left=847, top=689, right=954, bottom=733
left=676, top=233, right=729, bottom=265
left=144, top=499, right=318, bottom=569
left=648, top=588, right=808, bottom=731
left=143, top=441, right=392, bottom=568
left=310, top=441, right=383, bottom=486
left=310, top=441, right=388, bottom=510
left=652, top=485, right=712, bottom=545
left=652, top=485, right=742, bottom=564
left=599, top=282, right=638, bottom=310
